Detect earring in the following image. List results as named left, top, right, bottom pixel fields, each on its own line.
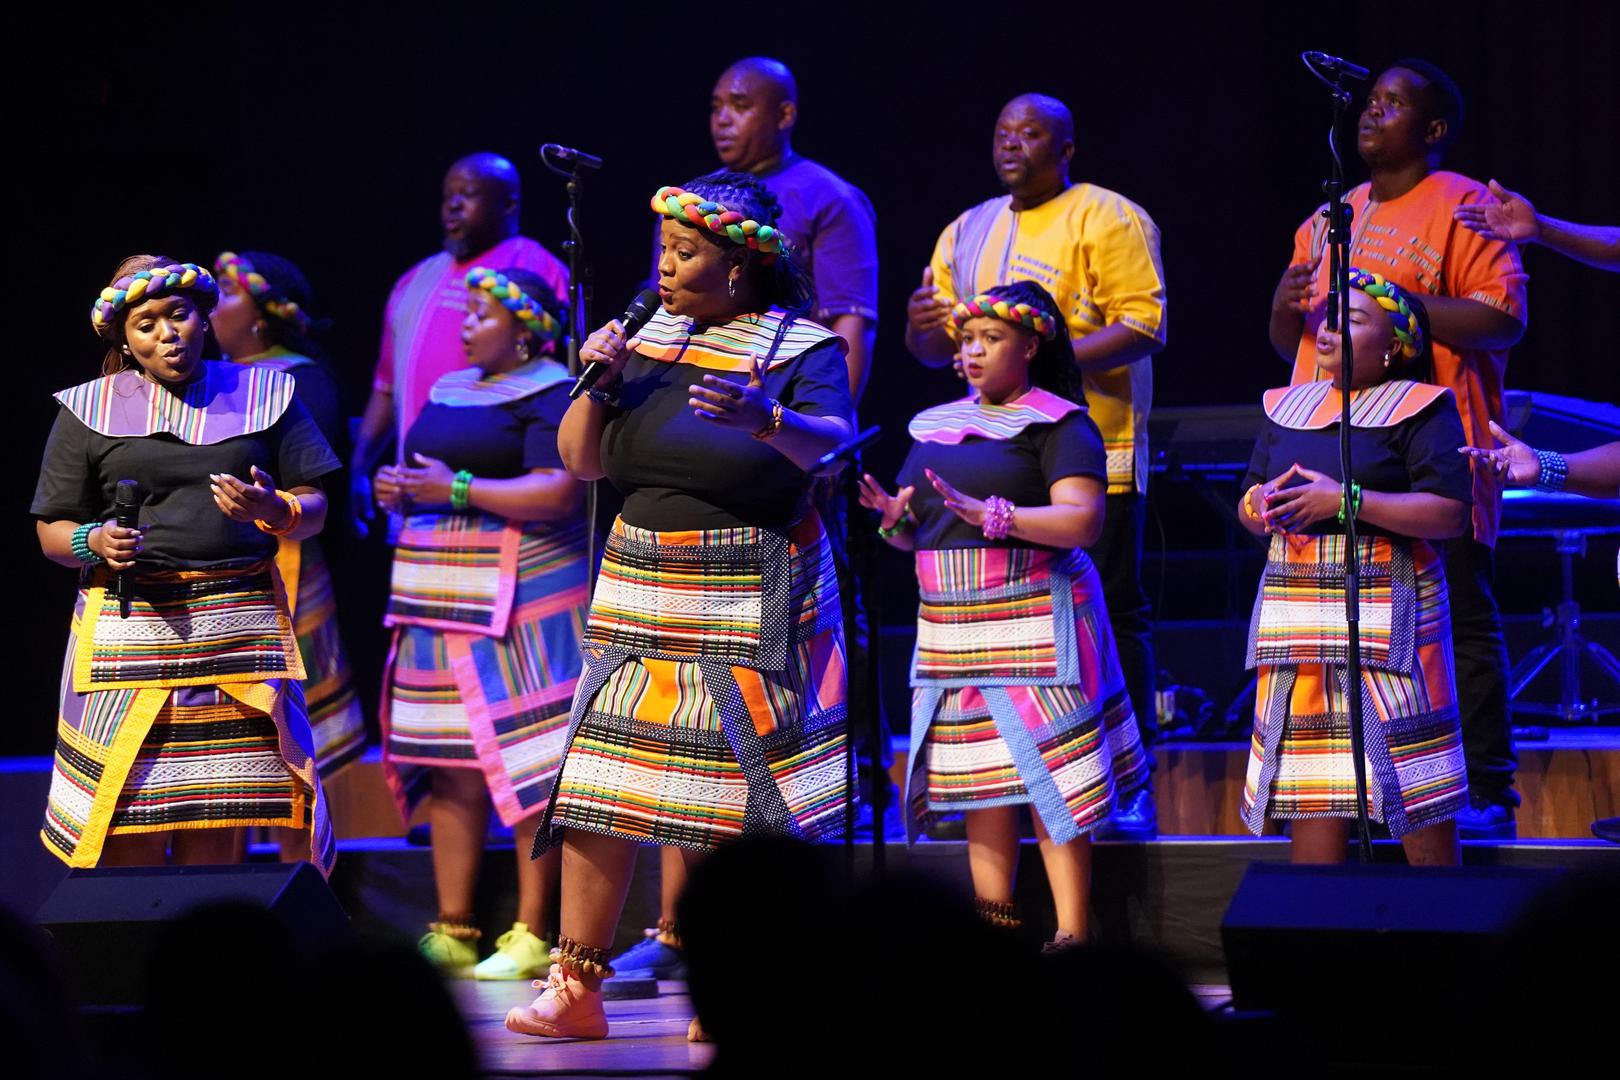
left=253, top=322, right=266, bottom=340
left=1383, top=351, right=1394, bottom=368
left=728, top=276, right=737, bottom=298
left=516, top=342, right=530, bottom=363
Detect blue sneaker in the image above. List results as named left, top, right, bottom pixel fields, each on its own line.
left=1456, top=799, right=1516, bottom=840
left=608, top=930, right=687, bottom=980
left=1095, top=788, right=1158, bottom=841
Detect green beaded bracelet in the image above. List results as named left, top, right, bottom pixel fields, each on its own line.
left=1336, top=481, right=1363, bottom=526
left=450, top=470, right=474, bottom=512
left=71, top=521, right=104, bottom=564
left=877, top=507, right=912, bottom=540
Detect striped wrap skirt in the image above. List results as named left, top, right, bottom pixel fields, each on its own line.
left=277, top=536, right=366, bottom=778
left=535, top=513, right=847, bottom=853
left=380, top=513, right=588, bottom=828
left=905, top=546, right=1147, bottom=844
left=1242, top=534, right=1468, bottom=837
left=42, top=561, right=333, bottom=872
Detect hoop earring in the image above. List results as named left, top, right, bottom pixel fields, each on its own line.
left=728, top=276, right=737, bottom=299
left=516, top=342, right=530, bottom=363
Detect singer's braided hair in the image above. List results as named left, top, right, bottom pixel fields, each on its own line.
left=665, top=171, right=814, bottom=316
left=214, top=250, right=329, bottom=361
left=93, top=254, right=219, bottom=376
left=958, top=281, right=1086, bottom=405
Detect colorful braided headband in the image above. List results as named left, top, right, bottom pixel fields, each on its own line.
left=950, top=294, right=1058, bottom=340
left=1347, top=268, right=1424, bottom=361
left=90, top=263, right=218, bottom=338
left=214, top=252, right=312, bottom=334
left=652, top=186, right=785, bottom=261
left=465, top=267, right=563, bottom=344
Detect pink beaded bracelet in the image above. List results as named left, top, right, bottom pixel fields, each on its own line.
left=982, top=496, right=1015, bottom=540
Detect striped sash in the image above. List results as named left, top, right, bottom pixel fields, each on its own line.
left=72, top=562, right=303, bottom=691
left=385, top=513, right=527, bottom=636
left=908, top=388, right=1081, bottom=445
left=911, top=547, right=1083, bottom=686
left=628, top=307, right=844, bottom=373
left=1245, top=534, right=1416, bottom=673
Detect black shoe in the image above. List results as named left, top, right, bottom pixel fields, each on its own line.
left=1592, top=817, right=1620, bottom=844
left=1456, top=799, right=1516, bottom=840
left=1095, top=788, right=1158, bottom=841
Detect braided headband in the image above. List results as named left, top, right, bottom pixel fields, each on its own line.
left=465, top=267, right=563, bottom=343
left=90, top=263, right=218, bottom=338
left=652, top=186, right=785, bottom=261
left=950, top=294, right=1058, bottom=341
left=1347, top=268, right=1424, bottom=361
left=214, top=252, right=312, bottom=334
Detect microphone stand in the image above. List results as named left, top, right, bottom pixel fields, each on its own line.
left=1304, top=52, right=1375, bottom=862
left=543, top=145, right=600, bottom=594
left=813, top=427, right=885, bottom=875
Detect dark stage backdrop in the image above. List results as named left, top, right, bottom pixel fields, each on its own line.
left=5, top=1, right=1615, bottom=754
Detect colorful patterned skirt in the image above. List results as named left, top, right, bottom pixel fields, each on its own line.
left=905, top=546, right=1147, bottom=843
left=279, top=537, right=366, bottom=778
left=380, top=514, right=588, bottom=828
left=1241, top=534, right=1468, bottom=838
left=42, top=562, right=332, bottom=871
left=537, top=514, right=847, bottom=853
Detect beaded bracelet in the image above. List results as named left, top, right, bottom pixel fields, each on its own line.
left=1242, top=484, right=1263, bottom=523
left=982, top=495, right=1015, bottom=541
left=752, top=399, right=785, bottom=441
left=1336, top=481, right=1363, bottom=526
left=450, top=470, right=474, bottom=511
left=586, top=386, right=620, bottom=408
left=1534, top=449, right=1569, bottom=492
left=877, top=507, right=912, bottom=540
left=71, top=521, right=105, bottom=564
left=254, top=491, right=303, bottom=536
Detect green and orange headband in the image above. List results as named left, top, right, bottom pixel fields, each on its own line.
left=214, top=252, right=312, bottom=334
left=465, top=267, right=564, bottom=344
left=1347, top=268, right=1424, bottom=361
left=950, top=293, right=1058, bottom=340
left=652, top=186, right=786, bottom=262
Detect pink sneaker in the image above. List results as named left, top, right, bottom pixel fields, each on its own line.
left=505, top=965, right=608, bottom=1039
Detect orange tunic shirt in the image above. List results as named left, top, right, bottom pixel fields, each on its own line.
left=1288, top=171, right=1528, bottom=546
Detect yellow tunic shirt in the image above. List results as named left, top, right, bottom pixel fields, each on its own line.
left=929, top=183, right=1167, bottom=495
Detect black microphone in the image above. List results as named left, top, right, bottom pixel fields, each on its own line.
left=113, top=479, right=139, bottom=619
left=541, top=143, right=604, bottom=171
left=812, top=425, right=882, bottom=476
left=569, top=288, right=663, bottom=400
left=1303, top=51, right=1371, bottom=83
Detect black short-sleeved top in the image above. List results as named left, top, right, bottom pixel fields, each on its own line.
left=31, top=397, right=340, bottom=570
left=404, top=382, right=570, bottom=478
left=1241, top=390, right=1473, bottom=539
left=597, top=339, right=853, bottom=531
left=285, top=360, right=346, bottom=459
left=898, top=407, right=1108, bottom=551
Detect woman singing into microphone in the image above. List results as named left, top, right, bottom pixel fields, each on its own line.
left=505, top=173, right=853, bottom=1040
left=32, top=256, right=340, bottom=872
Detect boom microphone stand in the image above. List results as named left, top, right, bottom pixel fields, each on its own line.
left=1303, top=52, right=1374, bottom=861
left=541, top=143, right=602, bottom=590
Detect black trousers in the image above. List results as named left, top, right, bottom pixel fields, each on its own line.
left=1090, top=492, right=1159, bottom=764
left=1441, top=538, right=1518, bottom=808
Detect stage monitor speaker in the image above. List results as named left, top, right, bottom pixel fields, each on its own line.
left=36, top=862, right=352, bottom=1004
left=1222, top=862, right=1559, bottom=1021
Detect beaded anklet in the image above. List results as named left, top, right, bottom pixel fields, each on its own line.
left=974, top=896, right=1022, bottom=930
left=554, top=936, right=616, bottom=980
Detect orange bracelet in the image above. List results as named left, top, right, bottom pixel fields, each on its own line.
left=1242, top=484, right=1263, bottom=522
left=254, top=490, right=303, bottom=536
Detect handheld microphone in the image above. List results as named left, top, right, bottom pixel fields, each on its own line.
left=541, top=143, right=604, bottom=171
left=568, top=288, right=663, bottom=400
left=1303, top=51, right=1371, bottom=83
left=113, top=479, right=139, bottom=619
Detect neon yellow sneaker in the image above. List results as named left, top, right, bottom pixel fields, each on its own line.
left=418, top=924, right=479, bottom=977
left=474, top=922, right=552, bottom=981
